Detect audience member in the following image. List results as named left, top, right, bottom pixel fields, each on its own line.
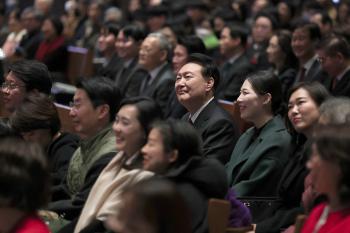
left=9, top=93, right=79, bottom=188
left=146, top=5, right=167, bottom=33
left=114, top=24, right=147, bottom=98
left=176, top=53, right=239, bottom=163
left=138, top=32, right=174, bottom=113
left=1, top=59, right=52, bottom=114
left=35, top=17, right=68, bottom=82
left=58, top=97, right=161, bottom=233
left=94, top=22, right=123, bottom=80
left=255, top=82, right=330, bottom=233
left=19, top=7, right=44, bottom=59
left=216, top=24, right=253, bottom=101
left=226, top=70, right=291, bottom=221
left=266, top=30, right=298, bottom=97
left=310, top=10, right=333, bottom=36
left=291, top=22, right=330, bottom=87
left=106, top=178, right=192, bottom=233
left=142, top=119, right=228, bottom=233
left=301, top=125, right=350, bottom=233
left=34, top=0, right=54, bottom=17
left=316, top=35, right=350, bottom=97
left=0, top=137, right=50, bottom=233
left=48, top=77, right=121, bottom=220
left=165, top=35, right=206, bottom=119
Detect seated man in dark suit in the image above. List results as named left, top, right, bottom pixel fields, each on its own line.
left=216, top=24, right=253, bottom=101
left=291, top=22, right=330, bottom=88
left=175, top=53, right=239, bottom=163
left=138, top=32, right=174, bottom=114
left=114, top=24, right=147, bottom=98
left=316, top=35, right=350, bottom=97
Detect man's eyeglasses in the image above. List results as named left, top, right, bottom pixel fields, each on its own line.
left=1, top=82, right=25, bottom=90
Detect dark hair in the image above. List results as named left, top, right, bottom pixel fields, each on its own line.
left=120, top=97, right=163, bottom=136
left=122, top=24, right=147, bottom=42
left=224, top=23, right=248, bottom=47
left=76, top=77, right=122, bottom=122
left=316, top=35, right=350, bottom=59
left=8, top=60, right=52, bottom=95
left=21, top=6, right=45, bottom=22
left=187, top=53, right=220, bottom=90
left=151, top=119, right=202, bottom=168
left=317, top=10, right=333, bottom=26
left=102, top=21, right=120, bottom=36
left=287, top=82, right=330, bottom=107
left=254, top=11, right=279, bottom=31
left=0, top=138, right=49, bottom=211
left=274, top=30, right=298, bottom=70
left=293, top=22, right=322, bottom=41
left=177, top=36, right=206, bottom=55
left=46, top=17, right=64, bottom=35
left=119, top=178, right=191, bottom=233
left=246, top=70, right=283, bottom=115
left=0, top=119, right=17, bottom=138
left=313, top=125, right=350, bottom=204
left=10, top=93, right=60, bottom=136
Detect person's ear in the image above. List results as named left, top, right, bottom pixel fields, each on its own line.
left=168, top=149, right=178, bottom=163
left=206, top=77, right=214, bottom=91
left=97, top=104, right=110, bottom=120
left=160, top=49, right=167, bottom=62
left=262, top=93, right=272, bottom=105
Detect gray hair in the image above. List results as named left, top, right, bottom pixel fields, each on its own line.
left=147, top=32, right=171, bottom=53
left=21, top=6, right=44, bottom=22
left=319, top=97, right=350, bottom=124
left=104, top=6, right=123, bottom=23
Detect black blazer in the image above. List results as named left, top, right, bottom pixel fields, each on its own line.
left=332, top=69, right=350, bottom=98
left=182, top=99, right=239, bottom=164
left=140, top=63, right=175, bottom=114
left=296, top=59, right=331, bottom=89
left=216, top=54, right=254, bottom=101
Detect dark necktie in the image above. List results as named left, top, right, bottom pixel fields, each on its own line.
left=140, top=73, right=151, bottom=94
left=298, top=67, right=306, bottom=82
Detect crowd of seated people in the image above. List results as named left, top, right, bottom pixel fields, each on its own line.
left=0, top=0, right=350, bottom=233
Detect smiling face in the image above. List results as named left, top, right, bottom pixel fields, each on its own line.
left=237, top=80, right=266, bottom=123
left=115, top=30, right=140, bottom=60
left=141, top=128, right=175, bottom=174
left=307, top=144, right=341, bottom=200
left=138, top=36, right=166, bottom=71
left=219, top=27, right=239, bottom=57
left=69, top=89, right=104, bottom=139
left=291, top=28, right=315, bottom=61
left=113, top=105, right=145, bottom=156
left=98, top=29, right=117, bottom=53
left=1, top=72, right=27, bottom=113
left=288, top=88, right=320, bottom=134
left=175, top=62, right=214, bottom=111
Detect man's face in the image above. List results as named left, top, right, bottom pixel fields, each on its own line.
left=69, top=89, right=104, bottom=139
left=292, top=28, right=315, bottom=61
left=219, top=27, right=239, bottom=57
left=138, top=36, right=166, bottom=71
left=252, top=16, right=273, bottom=43
left=21, top=12, right=40, bottom=32
left=175, top=62, right=213, bottom=108
left=115, top=30, right=140, bottom=60
left=317, top=49, right=341, bottom=78
left=1, top=72, right=27, bottom=113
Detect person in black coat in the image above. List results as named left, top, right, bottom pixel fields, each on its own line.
left=142, top=119, right=228, bottom=233
left=176, top=53, right=239, bottom=164
left=316, top=35, right=350, bottom=98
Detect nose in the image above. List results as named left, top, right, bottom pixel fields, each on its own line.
left=69, top=108, right=76, bottom=117
left=237, top=93, right=243, bottom=103
left=141, top=144, right=148, bottom=156
left=290, top=105, right=299, bottom=115
left=112, top=121, right=121, bottom=134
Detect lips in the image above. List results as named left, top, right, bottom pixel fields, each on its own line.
left=291, top=117, right=302, bottom=125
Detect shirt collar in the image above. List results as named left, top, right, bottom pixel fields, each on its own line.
left=190, top=97, right=214, bottom=123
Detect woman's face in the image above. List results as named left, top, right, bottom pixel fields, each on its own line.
left=288, top=88, right=320, bottom=134
left=172, top=44, right=188, bottom=74
left=113, top=105, right=145, bottom=156
left=237, top=80, right=266, bottom=123
left=42, top=19, right=57, bottom=41
left=307, top=144, right=341, bottom=199
left=141, top=128, right=174, bottom=173
left=266, top=35, right=285, bottom=65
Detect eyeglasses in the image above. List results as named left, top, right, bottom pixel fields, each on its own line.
left=317, top=56, right=328, bottom=64
left=1, top=82, right=25, bottom=90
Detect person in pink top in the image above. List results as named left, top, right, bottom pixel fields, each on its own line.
left=0, top=137, right=50, bottom=233
left=301, top=125, right=350, bottom=233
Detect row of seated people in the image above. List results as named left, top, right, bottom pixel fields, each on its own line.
left=1, top=50, right=350, bottom=233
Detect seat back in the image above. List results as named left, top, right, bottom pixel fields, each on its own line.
left=208, top=198, right=231, bottom=233
left=67, top=46, right=94, bottom=85
left=55, top=103, right=75, bottom=134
